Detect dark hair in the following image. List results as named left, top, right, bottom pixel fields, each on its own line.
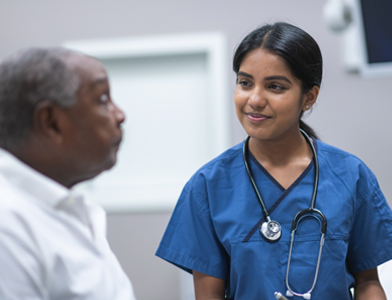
left=0, top=47, right=81, bottom=150
left=233, top=22, right=322, bottom=139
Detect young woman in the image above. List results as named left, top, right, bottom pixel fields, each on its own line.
left=156, top=22, right=392, bottom=299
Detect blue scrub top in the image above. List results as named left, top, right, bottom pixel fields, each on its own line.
left=156, top=140, right=392, bottom=299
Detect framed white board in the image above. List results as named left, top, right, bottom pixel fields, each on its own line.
left=64, top=32, right=230, bottom=212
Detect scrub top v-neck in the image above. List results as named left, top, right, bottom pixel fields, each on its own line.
left=242, top=150, right=315, bottom=243
left=156, top=139, right=392, bottom=300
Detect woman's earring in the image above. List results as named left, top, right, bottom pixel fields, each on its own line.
left=305, top=105, right=309, bottom=109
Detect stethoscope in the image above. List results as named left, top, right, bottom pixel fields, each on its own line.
left=243, top=129, right=327, bottom=299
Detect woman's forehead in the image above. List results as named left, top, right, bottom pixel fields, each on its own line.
left=240, top=49, right=291, bottom=75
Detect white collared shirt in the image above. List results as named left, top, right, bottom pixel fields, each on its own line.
left=0, top=148, right=136, bottom=300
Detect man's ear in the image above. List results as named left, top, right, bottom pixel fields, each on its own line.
left=302, top=85, right=320, bottom=111
left=33, top=101, right=66, bottom=145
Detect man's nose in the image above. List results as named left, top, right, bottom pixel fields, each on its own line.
left=111, top=101, right=126, bottom=125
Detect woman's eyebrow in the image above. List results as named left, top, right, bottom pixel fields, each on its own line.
left=237, top=71, right=253, bottom=79
left=264, top=75, right=292, bottom=83
left=237, top=72, right=292, bottom=84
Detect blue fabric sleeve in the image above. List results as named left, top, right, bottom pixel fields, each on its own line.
left=346, top=164, right=392, bottom=273
left=156, top=174, right=229, bottom=279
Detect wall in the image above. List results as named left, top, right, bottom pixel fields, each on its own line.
left=1, top=1, right=391, bottom=299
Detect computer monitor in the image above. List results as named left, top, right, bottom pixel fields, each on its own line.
left=352, top=0, right=392, bottom=77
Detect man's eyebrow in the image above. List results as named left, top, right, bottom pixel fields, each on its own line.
left=91, top=76, right=108, bottom=87
left=264, top=75, right=292, bottom=84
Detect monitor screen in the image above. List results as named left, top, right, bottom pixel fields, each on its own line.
left=353, top=0, right=392, bottom=77
left=360, top=0, right=392, bottom=64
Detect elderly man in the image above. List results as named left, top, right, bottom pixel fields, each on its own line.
left=0, top=48, right=136, bottom=299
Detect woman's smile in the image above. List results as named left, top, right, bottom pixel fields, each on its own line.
left=245, top=112, right=271, bottom=123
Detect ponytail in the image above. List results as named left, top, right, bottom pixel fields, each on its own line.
left=300, top=120, right=319, bottom=140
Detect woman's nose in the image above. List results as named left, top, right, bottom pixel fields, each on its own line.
left=248, top=87, right=267, bottom=109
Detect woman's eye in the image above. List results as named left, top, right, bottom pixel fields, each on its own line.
left=270, top=84, right=284, bottom=90
left=239, top=80, right=251, bottom=87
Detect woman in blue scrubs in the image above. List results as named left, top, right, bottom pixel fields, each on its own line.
left=156, top=22, right=392, bottom=299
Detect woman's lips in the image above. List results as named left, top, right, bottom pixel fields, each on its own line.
left=245, top=112, right=270, bottom=122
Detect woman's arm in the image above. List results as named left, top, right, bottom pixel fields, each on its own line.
left=193, top=270, right=226, bottom=300
left=354, top=267, right=387, bottom=300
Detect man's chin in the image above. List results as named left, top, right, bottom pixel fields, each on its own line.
left=105, top=152, right=118, bottom=170
left=69, top=157, right=118, bottom=187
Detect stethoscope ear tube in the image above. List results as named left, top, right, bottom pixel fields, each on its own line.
left=291, top=208, right=327, bottom=235
left=285, top=131, right=327, bottom=298
left=286, top=215, right=326, bottom=299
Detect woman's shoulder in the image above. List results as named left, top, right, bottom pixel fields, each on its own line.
left=186, top=142, right=244, bottom=186
left=317, top=139, right=365, bottom=164
left=200, top=141, right=244, bottom=170
left=315, top=139, right=377, bottom=183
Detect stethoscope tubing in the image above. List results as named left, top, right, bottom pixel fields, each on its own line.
left=242, top=137, right=272, bottom=222
left=242, top=129, right=325, bottom=227
left=243, top=129, right=328, bottom=298
left=301, top=129, right=319, bottom=211
left=286, top=214, right=326, bottom=298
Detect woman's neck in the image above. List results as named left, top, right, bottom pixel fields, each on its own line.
left=249, top=130, right=313, bottom=169
left=248, top=130, right=314, bottom=189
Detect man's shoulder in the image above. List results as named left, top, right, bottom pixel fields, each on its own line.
left=0, top=174, right=56, bottom=235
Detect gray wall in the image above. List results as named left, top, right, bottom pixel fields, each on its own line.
left=1, top=1, right=391, bottom=299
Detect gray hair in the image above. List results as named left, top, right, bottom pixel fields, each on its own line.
left=0, top=47, right=81, bottom=150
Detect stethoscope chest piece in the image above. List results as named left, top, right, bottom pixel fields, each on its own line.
left=260, top=220, right=282, bottom=242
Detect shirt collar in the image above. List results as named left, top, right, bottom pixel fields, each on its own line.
left=0, top=147, right=73, bottom=207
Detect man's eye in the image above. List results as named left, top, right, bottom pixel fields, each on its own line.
left=100, top=94, right=109, bottom=103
